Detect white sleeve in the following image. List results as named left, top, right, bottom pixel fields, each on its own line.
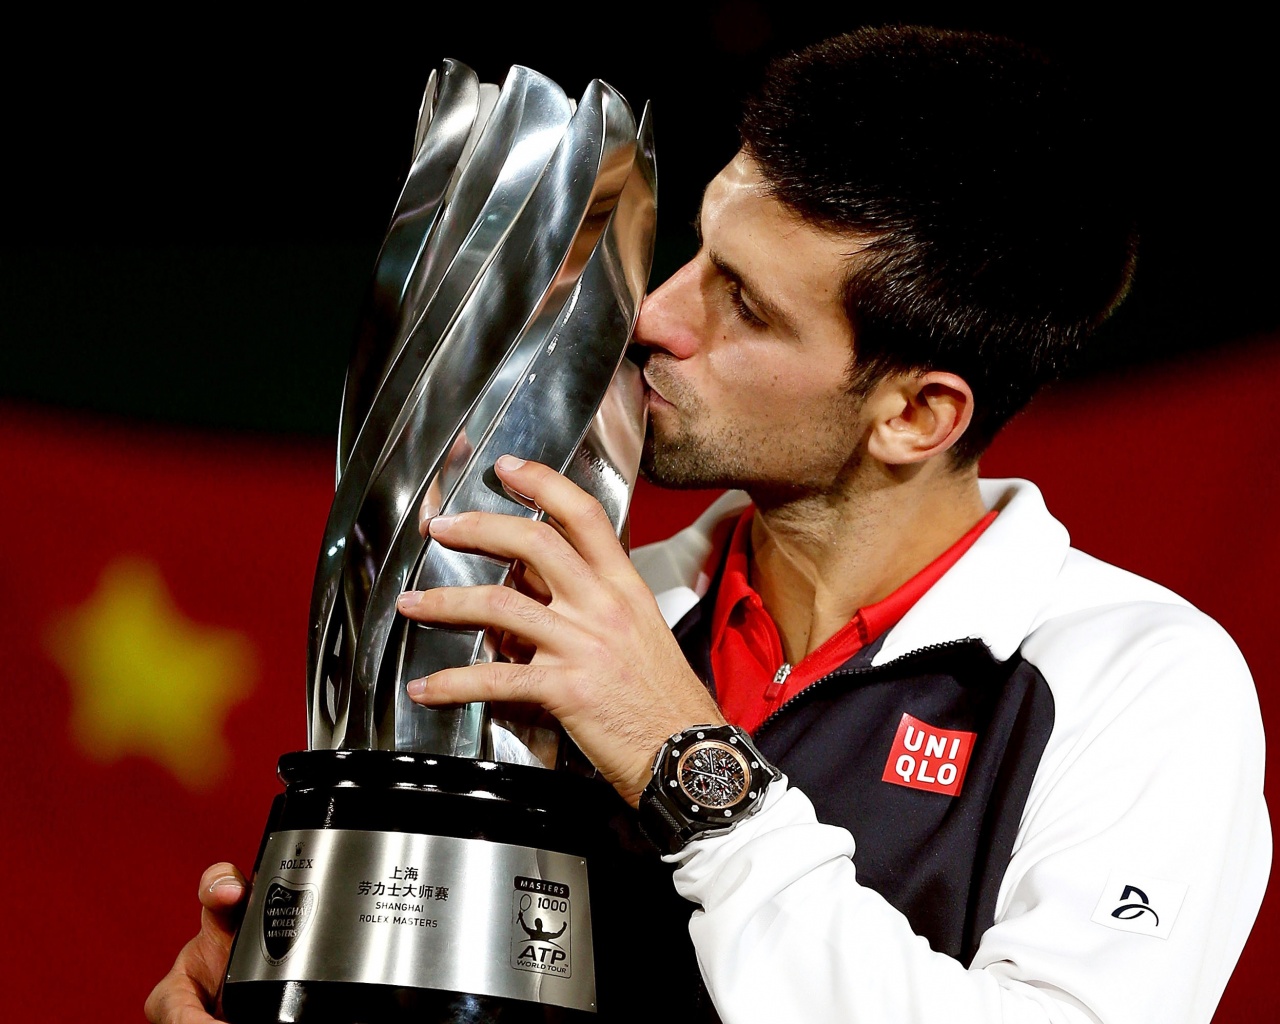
left=669, top=608, right=1270, bottom=1024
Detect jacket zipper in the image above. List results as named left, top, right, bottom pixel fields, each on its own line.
left=764, top=662, right=792, bottom=701
left=754, top=639, right=982, bottom=739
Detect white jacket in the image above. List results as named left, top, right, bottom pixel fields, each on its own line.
left=630, top=478, right=1271, bottom=1024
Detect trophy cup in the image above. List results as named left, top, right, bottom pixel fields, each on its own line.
left=219, top=58, right=656, bottom=1022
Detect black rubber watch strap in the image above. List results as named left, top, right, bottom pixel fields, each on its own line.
left=638, top=724, right=780, bottom=855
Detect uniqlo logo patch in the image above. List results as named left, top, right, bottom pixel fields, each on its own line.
left=881, top=713, right=977, bottom=796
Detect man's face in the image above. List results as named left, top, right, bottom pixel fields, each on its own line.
left=633, top=152, right=872, bottom=500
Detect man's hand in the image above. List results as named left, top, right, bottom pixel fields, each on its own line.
left=398, top=455, right=724, bottom=807
left=144, top=863, right=247, bottom=1024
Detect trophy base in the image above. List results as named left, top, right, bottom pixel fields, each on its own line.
left=220, top=749, right=626, bottom=1023
left=221, top=980, right=588, bottom=1023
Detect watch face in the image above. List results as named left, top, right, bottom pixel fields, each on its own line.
left=675, top=740, right=751, bottom=810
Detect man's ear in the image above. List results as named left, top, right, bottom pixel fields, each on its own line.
left=864, top=371, right=975, bottom=466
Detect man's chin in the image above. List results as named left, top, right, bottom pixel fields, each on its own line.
left=637, top=462, right=700, bottom=491
left=639, top=440, right=824, bottom=507
left=639, top=437, right=731, bottom=492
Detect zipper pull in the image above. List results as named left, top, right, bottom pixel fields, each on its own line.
left=764, top=662, right=792, bottom=701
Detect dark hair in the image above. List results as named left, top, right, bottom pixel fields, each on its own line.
left=739, top=24, right=1138, bottom=464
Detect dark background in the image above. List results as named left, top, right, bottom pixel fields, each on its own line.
left=2, top=6, right=1277, bottom=1022
left=3, top=3, right=1276, bottom=435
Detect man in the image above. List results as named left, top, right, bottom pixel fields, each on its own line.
left=147, top=25, right=1269, bottom=1024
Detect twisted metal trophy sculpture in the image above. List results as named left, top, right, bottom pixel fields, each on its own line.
left=219, top=59, right=655, bottom=1023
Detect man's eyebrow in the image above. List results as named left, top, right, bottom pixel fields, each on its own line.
left=692, top=189, right=709, bottom=242
left=706, top=249, right=799, bottom=336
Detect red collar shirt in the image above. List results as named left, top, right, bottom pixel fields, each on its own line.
left=710, top=507, right=998, bottom=734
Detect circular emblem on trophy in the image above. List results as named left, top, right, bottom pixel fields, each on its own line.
left=260, top=879, right=318, bottom=966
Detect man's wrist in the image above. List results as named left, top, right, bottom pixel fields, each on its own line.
left=637, top=724, right=782, bottom=854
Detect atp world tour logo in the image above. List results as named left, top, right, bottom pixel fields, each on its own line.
left=260, top=880, right=318, bottom=965
left=510, top=876, right=572, bottom=978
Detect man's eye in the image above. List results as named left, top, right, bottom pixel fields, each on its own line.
left=726, top=281, right=767, bottom=328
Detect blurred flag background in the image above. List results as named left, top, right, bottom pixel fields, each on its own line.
left=1, top=6, right=1275, bottom=1021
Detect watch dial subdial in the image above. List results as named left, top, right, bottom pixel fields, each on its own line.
left=676, top=741, right=750, bottom=809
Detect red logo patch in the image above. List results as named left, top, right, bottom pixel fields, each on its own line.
left=881, top=713, right=977, bottom=797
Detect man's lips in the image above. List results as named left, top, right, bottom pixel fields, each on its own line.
left=642, top=369, right=674, bottom=408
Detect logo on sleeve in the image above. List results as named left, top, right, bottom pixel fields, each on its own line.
left=880, top=713, right=977, bottom=797
left=1091, top=871, right=1188, bottom=939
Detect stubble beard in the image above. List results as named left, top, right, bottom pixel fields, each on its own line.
left=640, top=419, right=750, bottom=490
left=639, top=396, right=869, bottom=512
left=638, top=355, right=869, bottom=503
left=639, top=360, right=755, bottom=490
left=639, top=405, right=861, bottom=506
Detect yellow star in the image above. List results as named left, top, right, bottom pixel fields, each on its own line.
left=44, top=556, right=256, bottom=789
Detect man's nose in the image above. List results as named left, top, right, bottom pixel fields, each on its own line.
left=632, top=258, right=702, bottom=360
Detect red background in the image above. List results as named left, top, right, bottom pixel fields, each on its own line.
left=0, top=334, right=1274, bottom=1020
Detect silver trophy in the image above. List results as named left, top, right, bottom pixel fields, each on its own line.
left=220, top=60, right=655, bottom=1023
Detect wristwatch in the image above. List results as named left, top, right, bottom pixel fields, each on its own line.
left=638, top=724, right=782, bottom=855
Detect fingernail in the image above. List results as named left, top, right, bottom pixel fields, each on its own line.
left=496, top=454, right=526, bottom=471
left=428, top=514, right=457, bottom=535
left=397, top=590, right=422, bottom=610
left=210, top=875, right=244, bottom=895
left=406, top=677, right=428, bottom=698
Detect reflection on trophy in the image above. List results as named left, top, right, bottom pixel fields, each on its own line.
left=219, top=58, right=655, bottom=1022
